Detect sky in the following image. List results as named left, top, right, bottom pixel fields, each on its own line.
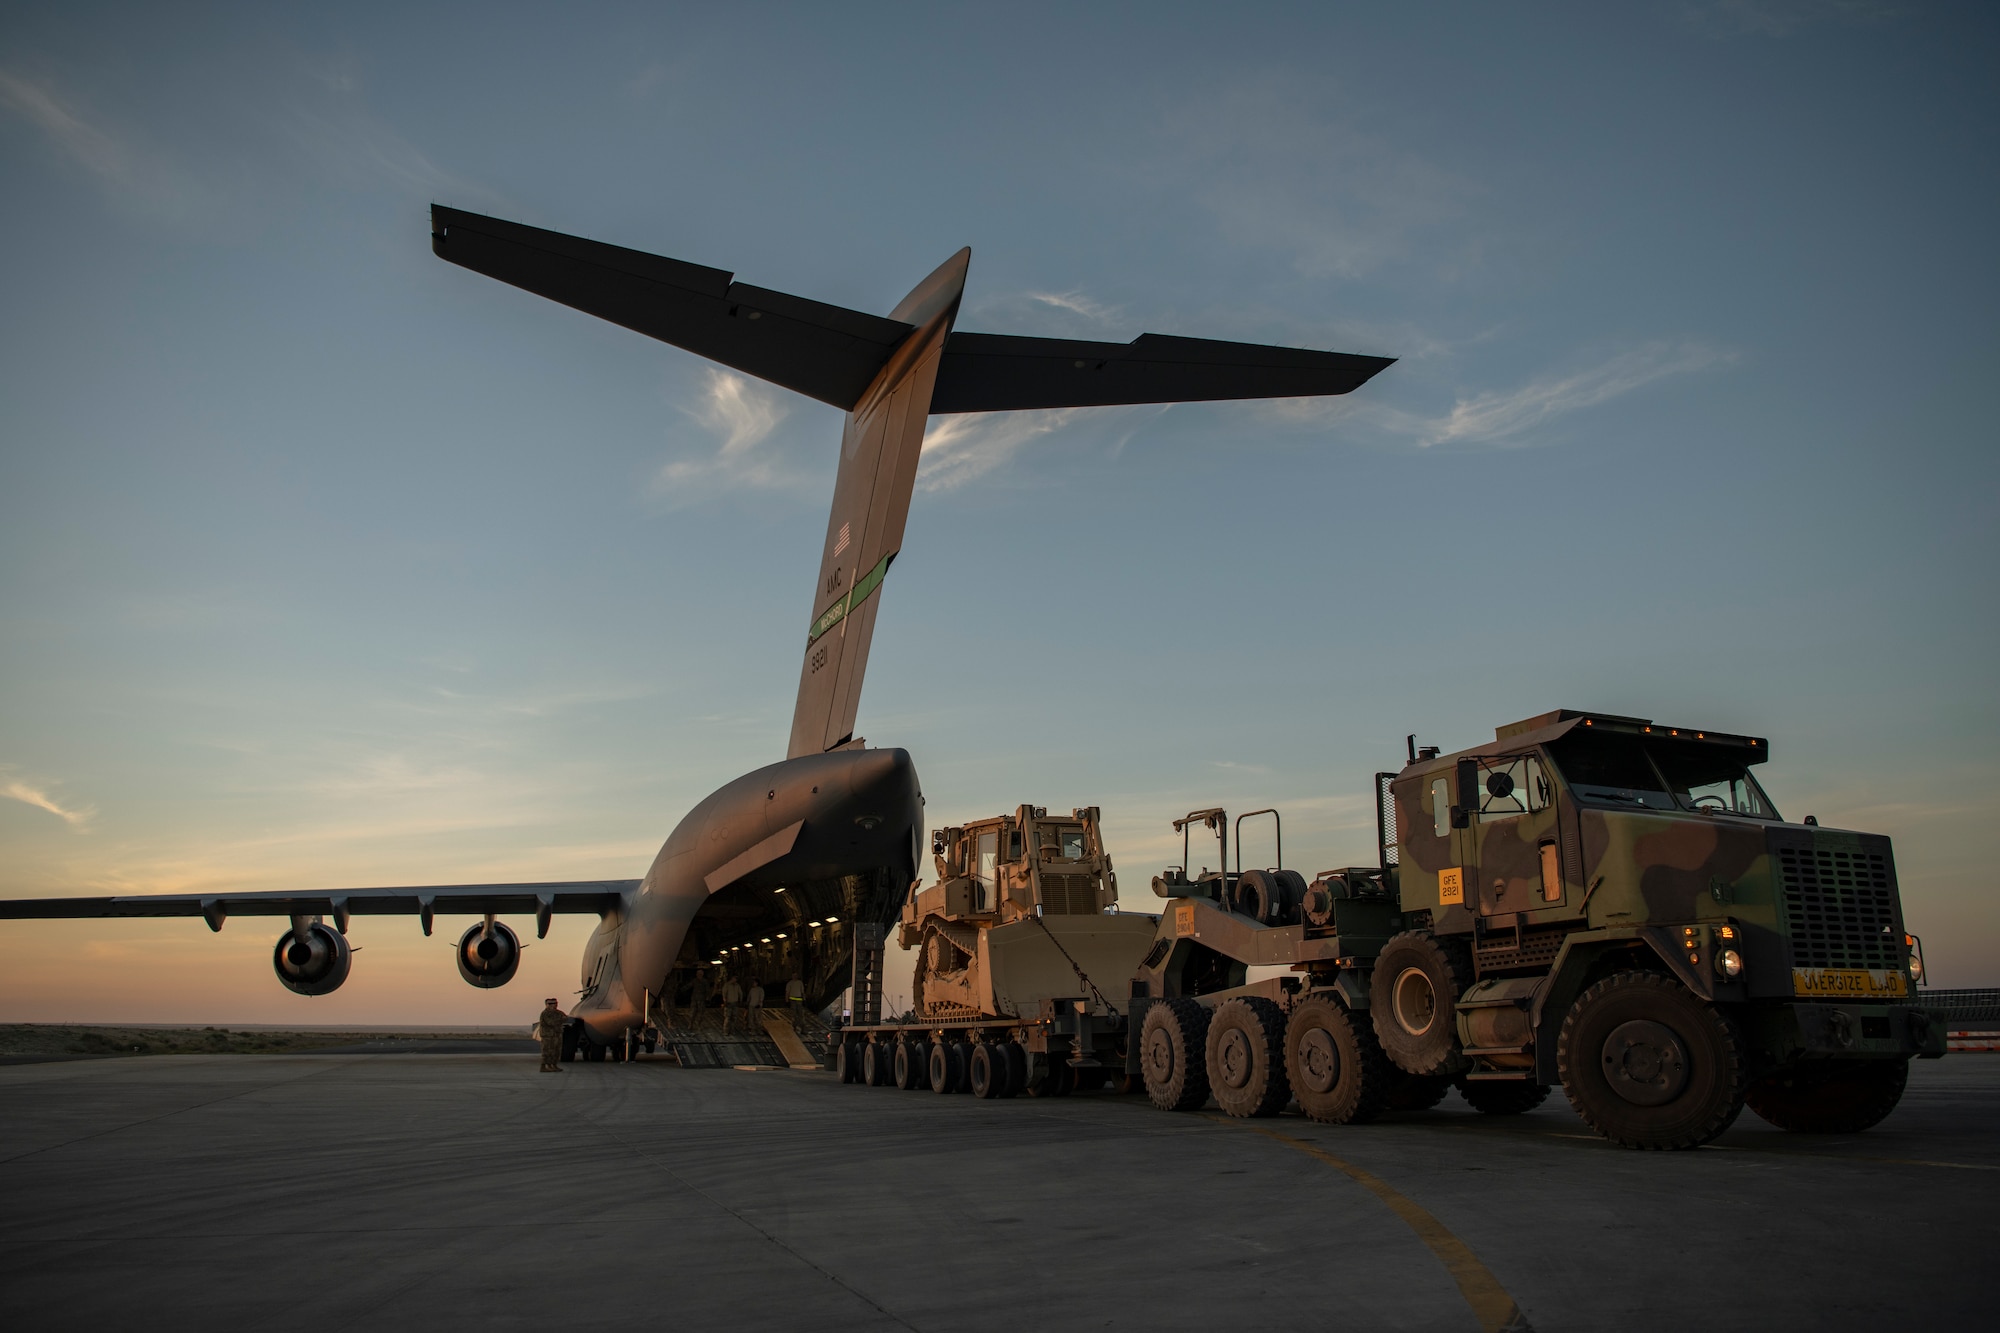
left=1, top=1, right=1995, bottom=1024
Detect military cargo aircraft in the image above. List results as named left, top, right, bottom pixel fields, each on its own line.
left=0, top=208, right=1392, bottom=1050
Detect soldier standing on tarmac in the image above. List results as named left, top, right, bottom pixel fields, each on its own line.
left=787, top=974, right=806, bottom=1025
left=747, top=978, right=765, bottom=1031
left=533, top=997, right=566, bottom=1072
left=722, top=974, right=743, bottom=1034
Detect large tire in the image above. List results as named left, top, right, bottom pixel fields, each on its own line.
left=1026, top=1058, right=1075, bottom=1098
left=837, top=1037, right=863, bottom=1084
left=949, top=1041, right=975, bottom=1094
left=894, top=1040, right=930, bottom=1091
left=1233, top=870, right=1303, bottom=925
left=1001, top=1042, right=1028, bottom=1097
left=1370, top=931, right=1473, bottom=1077
left=928, top=1040, right=964, bottom=1094
left=1457, top=1079, right=1552, bottom=1116
left=1381, top=1069, right=1453, bottom=1113
left=969, top=1042, right=1010, bottom=1099
left=1747, top=1059, right=1909, bottom=1133
left=1284, top=996, right=1388, bottom=1124
left=864, top=1041, right=894, bottom=1087
left=1557, top=971, right=1746, bottom=1150
left=1140, top=998, right=1212, bottom=1112
left=1206, top=997, right=1291, bottom=1118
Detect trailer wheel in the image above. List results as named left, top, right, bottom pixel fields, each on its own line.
left=1381, top=1068, right=1452, bottom=1113
left=1026, top=1059, right=1074, bottom=1098
left=1284, top=996, right=1388, bottom=1124
left=1207, top=997, right=1291, bottom=1118
left=928, top=1040, right=963, bottom=1094
left=838, top=1037, right=864, bottom=1084
left=895, top=1040, right=931, bottom=1091
left=970, top=1042, right=1012, bottom=1099
left=1140, top=998, right=1211, bottom=1113
left=1746, top=1059, right=1908, bottom=1133
left=1557, top=971, right=1746, bottom=1150
left=864, top=1041, right=894, bottom=1087
left=1457, top=1079, right=1552, bottom=1116
left=950, top=1041, right=976, bottom=1093
left=1000, top=1042, right=1028, bottom=1097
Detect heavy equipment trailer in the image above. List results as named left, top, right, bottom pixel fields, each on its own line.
left=1126, top=710, right=1947, bottom=1149
left=827, top=805, right=1158, bottom=1096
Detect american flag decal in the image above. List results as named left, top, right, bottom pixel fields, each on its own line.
left=833, top=521, right=850, bottom=557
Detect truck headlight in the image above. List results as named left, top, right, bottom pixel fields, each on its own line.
left=1716, top=948, right=1743, bottom=979
left=1908, top=951, right=1924, bottom=983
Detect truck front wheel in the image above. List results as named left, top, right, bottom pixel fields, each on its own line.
left=1285, top=997, right=1387, bottom=1124
left=1747, top=1059, right=1908, bottom=1133
left=1206, top=997, right=1291, bottom=1118
left=1141, top=998, right=1211, bottom=1112
left=1557, top=972, right=1746, bottom=1150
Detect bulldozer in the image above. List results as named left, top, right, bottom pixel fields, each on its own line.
left=902, top=805, right=1158, bottom=1022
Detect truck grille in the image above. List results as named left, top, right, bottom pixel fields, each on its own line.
left=1039, top=874, right=1098, bottom=915
left=1776, top=845, right=1898, bottom=970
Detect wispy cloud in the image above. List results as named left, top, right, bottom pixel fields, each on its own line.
left=652, top=370, right=796, bottom=501
left=0, top=70, right=125, bottom=177
left=1, top=775, right=96, bottom=831
left=1276, top=341, right=1733, bottom=450
left=1405, top=343, right=1732, bottom=448
left=916, top=408, right=1090, bottom=492
left=0, top=69, right=202, bottom=217
left=1026, top=290, right=1121, bottom=324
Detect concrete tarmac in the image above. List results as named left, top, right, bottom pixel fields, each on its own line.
left=0, top=1053, right=1992, bottom=1332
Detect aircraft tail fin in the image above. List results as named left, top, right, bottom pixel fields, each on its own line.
left=786, top=249, right=969, bottom=759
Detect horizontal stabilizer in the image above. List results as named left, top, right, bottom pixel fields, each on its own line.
left=930, top=331, right=1394, bottom=413
left=431, top=207, right=912, bottom=411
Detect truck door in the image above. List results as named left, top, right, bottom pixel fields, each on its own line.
left=1467, top=754, right=1565, bottom=916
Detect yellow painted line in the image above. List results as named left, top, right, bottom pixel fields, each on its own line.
left=1207, top=1117, right=1532, bottom=1333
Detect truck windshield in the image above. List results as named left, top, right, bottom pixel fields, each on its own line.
left=1547, top=734, right=1780, bottom=819
left=1648, top=740, right=1781, bottom=819
left=1546, top=734, right=1678, bottom=811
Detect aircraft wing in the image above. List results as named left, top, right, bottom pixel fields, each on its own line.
left=430, top=206, right=914, bottom=411
left=929, top=332, right=1395, bottom=413
left=0, top=880, right=639, bottom=934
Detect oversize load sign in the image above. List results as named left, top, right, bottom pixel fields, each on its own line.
left=1792, top=967, right=1908, bottom=998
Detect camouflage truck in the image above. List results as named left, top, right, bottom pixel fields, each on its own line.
left=1129, top=710, right=1946, bottom=1149
left=829, top=805, right=1159, bottom=1097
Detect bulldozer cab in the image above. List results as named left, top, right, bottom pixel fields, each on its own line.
left=918, top=805, right=1111, bottom=926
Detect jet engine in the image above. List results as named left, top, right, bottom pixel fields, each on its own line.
left=455, top=918, right=522, bottom=988
left=273, top=919, right=352, bottom=996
